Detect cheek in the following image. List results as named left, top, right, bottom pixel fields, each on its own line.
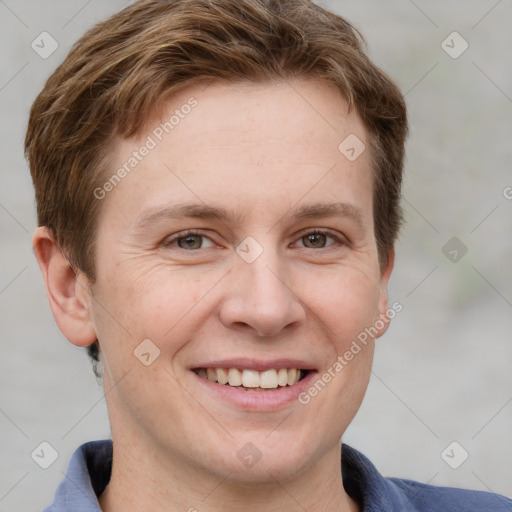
left=301, top=265, right=381, bottom=343
left=298, top=269, right=378, bottom=433
left=91, top=264, right=222, bottom=359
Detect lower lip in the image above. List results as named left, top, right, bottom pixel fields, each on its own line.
left=190, top=370, right=319, bottom=411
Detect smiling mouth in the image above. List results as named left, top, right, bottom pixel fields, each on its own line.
left=193, top=367, right=310, bottom=391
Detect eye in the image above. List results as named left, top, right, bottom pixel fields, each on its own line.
left=295, top=229, right=342, bottom=249
left=162, top=230, right=216, bottom=250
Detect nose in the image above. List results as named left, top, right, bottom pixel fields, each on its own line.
left=218, top=248, right=306, bottom=338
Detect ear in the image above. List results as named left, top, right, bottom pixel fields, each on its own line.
left=32, top=226, right=97, bottom=347
left=375, top=247, right=395, bottom=338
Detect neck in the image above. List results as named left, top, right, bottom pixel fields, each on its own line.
left=98, top=433, right=359, bottom=512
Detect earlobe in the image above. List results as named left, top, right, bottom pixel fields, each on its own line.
left=32, top=226, right=97, bottom=347
left=375, top=247, right=395, bottom=338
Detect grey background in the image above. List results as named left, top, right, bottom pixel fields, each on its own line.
left=1, top=0, right=511, bottom=510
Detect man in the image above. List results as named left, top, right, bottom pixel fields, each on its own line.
left=25, top=0, right=511, bottom=510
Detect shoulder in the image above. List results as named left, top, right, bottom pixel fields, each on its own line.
left=341, top=444, right=512, bottom=512
left=388, top=477, right=512, bottom=512
left=43, top=440, right=112, bottom=512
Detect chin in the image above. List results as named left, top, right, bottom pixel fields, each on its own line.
left=210, top=433, right=324, bottom=486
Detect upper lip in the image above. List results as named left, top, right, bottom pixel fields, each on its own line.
left=190, top=358, right=317, bottom=372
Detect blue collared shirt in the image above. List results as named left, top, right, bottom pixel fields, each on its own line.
left=43, top=440, right=512, bottom=511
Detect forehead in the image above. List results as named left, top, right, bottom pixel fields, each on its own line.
left=147, top=79, right=366, bottom=153
left=100, top=79, right=373, bottom=230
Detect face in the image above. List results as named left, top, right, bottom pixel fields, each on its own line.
left=87, top=79, right=392, bottom=484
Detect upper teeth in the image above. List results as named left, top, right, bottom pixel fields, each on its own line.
left=196, top=368, right=302, bottom=388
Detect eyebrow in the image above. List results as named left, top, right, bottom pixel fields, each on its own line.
left=286, top=202, right=365, bottom=227
left=132, top=201, right=366, bottom=232
left=133, top=203, right=245, bottom=232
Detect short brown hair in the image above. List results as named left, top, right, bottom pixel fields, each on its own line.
left=25, top=0, right=408, bottom=373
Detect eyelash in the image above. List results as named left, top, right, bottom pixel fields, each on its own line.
left=161, top=230, right=214, bottom=250
left=162, top=228, right=346, bottom=251
left=295, top=229, right=345, bottom=249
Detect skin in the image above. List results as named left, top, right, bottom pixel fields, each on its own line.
left=33, top=79, right=394, bottom=512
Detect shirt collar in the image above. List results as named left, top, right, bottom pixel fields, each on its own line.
left=45, top=439, right=406, bottom=511
left=45, top=440, right=112, bottom=512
